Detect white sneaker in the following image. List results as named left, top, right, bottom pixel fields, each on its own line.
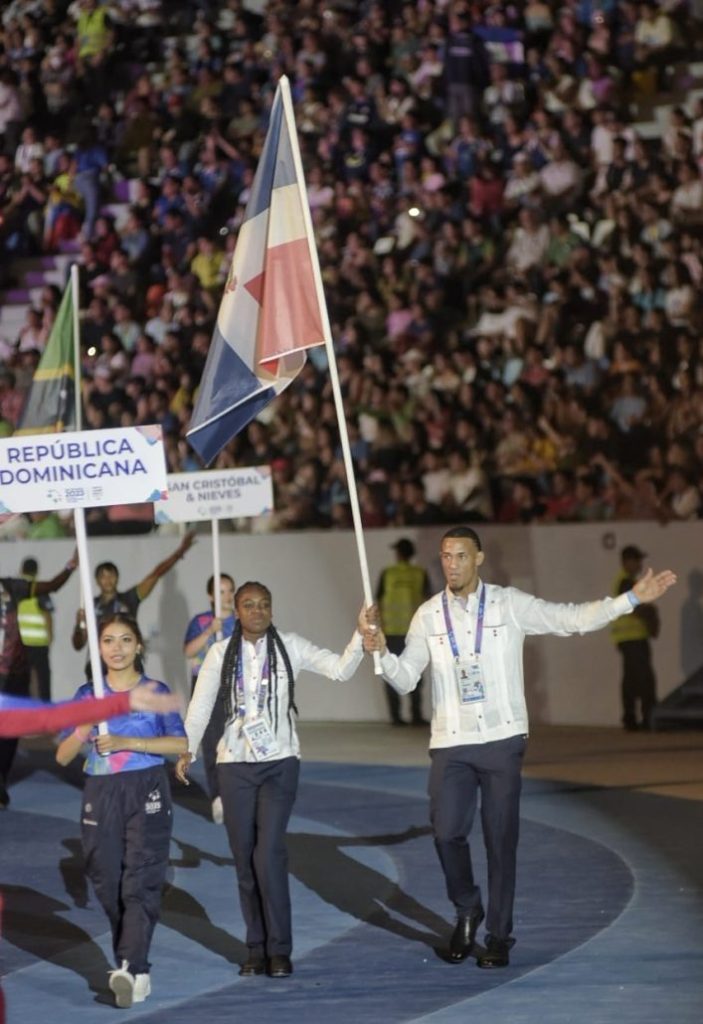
left=133, top=973, right=151, bottom=1002
left=211, top=796, right=224, bottom=824
left=109, top=962, right=135, bottom=1008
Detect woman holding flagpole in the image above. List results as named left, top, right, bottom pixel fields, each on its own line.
left=176, top=581, right=366, bottom=979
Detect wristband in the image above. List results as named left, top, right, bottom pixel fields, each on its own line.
left=626, top=590, right=641, bottom=607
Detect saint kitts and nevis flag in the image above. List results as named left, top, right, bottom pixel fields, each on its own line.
left=15, top=281, right=76, bottom=434
left=187, top=75, right=328, bottom=465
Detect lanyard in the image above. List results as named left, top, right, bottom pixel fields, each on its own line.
left=234, top=642, right=270, bottom=719
left=441, top=584, right=486, bottom=659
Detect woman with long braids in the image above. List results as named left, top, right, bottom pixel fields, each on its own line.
left=56, top=613, right=187, bottom=1009
left=176, top=581, right=366, bottom=979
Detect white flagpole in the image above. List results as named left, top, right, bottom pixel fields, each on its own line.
left=70, top=264, right=107, bottom=714
left=74, top=508, right=105, bottom=704
left=71, top=264, right=82, bottom=430
left=212, top=518, right=223, bottom=640
left=279, top=77, right=381, bottom=672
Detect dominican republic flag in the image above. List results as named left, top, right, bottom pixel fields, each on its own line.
left=187, top=75, right=327, bottom=465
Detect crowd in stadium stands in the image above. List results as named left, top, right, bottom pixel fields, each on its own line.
left=0, top=0, right=702, bottom=534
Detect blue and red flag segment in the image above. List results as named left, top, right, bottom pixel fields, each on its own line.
left=187, top=76, right=380, bottom=665
left=0, top=695, right=48, bottom=711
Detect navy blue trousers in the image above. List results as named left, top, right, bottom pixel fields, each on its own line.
left=27, top=646, right=51, bottom=702
left=617, top=639, right=656, bottom=729
left=428, top=735, right=526, bottom=941
left=219, top=757, right=300, bottom=957
left=81, top=765, right=172, bottom=974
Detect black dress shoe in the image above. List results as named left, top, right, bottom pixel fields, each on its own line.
left=239, top=955, right=266, bottom=976
left=449, top=910, right=484, bottom=962
left=268, top=955, right=293, bottom=978
left=477, top=936, right=512, bottom=969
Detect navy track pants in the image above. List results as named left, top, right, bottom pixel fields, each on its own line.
left=81, top=765, right=172, bottom=974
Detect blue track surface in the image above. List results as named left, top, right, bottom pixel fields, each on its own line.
left=1, top=750, right=702, bottom=1023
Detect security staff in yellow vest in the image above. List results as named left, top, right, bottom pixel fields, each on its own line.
left=75, top=0, right=113, bottom=104
left=611, top=545, right=659, bottom=730
left=17, top=558, right=54, bottom=702
left=376, top=538, right=430, bottom=725
left=76, top=0, right=111, bottom=62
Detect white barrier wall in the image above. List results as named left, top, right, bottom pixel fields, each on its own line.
left=8, top=521, right=700, bottom=727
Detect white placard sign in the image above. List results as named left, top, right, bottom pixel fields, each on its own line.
left=0, top=425, right=167, bottom=513
left=155, top=467, right=273, bottom=524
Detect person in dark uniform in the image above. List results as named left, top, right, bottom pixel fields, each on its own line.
left=363, top=527, right=676, bottom=969
left=56, top=613, right=187, bottom=1009
left=71, top=531, right=195, bottom=650
left=176, top=582, right=365, bottom=980
left=0, top=552, right=78, bottom=808
left=183, top=573, right=236, bottom=823
left=376, top=538, right=431, bottom=725
left=611, top=544, right=660, bottom=730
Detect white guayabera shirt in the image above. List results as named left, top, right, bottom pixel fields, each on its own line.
left=380, top=583, right=635, bottom=748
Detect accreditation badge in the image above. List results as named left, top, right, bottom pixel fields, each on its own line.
left=242, top=718, right=280, bottom=761
left=455, top=657, right=486, bottom=704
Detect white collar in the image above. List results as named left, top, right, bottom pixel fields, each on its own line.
left=445, top=580, right=483, bottom=611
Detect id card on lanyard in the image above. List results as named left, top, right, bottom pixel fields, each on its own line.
left=242, top=717, right=280, bottom=761
left=235, top=646, right=280, bottom=761
left=442, top=586, right=486, bottom=705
